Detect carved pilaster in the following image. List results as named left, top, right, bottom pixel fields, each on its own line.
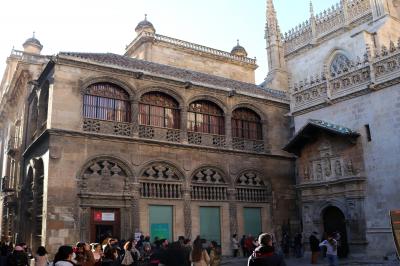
left=183, top=189, right=192, bottom=238
left=180, top=109, right=188, bottom=144
left=225, top=114, right=232, bottom=148
left=131, top=100, right=139, bottom=137
left=227, top=189, right=238, bottom=235
left=79, top=207, right=90, bottom=241
left=131, top=183, right=140, bottom=231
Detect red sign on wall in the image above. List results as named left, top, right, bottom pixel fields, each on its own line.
left=94, top=211, right=102, bottom=221
left=93, top=211, right=115, bottom=222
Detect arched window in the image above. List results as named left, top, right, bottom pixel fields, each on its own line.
left=232, top=108, right=262, bottom=140
left=139, top=92, right=180, bottom=129
left=83, top=83, right=131, bottom=122
left=330, top=54, right=351, bottom=75
left=188, top=100, right=225, bottom=135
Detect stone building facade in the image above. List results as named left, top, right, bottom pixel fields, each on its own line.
left=1, top=0, right=399, bottom=259
left=263, top=0, right=400, bottom=258
left=0, top=17, right=296, bottom=255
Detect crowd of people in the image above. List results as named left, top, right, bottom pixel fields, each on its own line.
left=0, top=235, right=222, bottom=266
left=0, top=231, right=343, bottom=266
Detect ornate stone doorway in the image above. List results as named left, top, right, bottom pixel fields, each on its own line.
left=90, top=208, right=120, bottom=243
left=322, top=206, right=349, bottom=258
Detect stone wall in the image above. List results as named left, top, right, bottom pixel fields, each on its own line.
left=126, top=34, right=257, bottom=83
left=44, top=132, right=294, bottom=255
left=294, top=83, right=400, bottom=257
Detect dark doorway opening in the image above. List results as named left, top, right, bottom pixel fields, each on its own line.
left=323, top=206, right=349, bottom=258
left=95, top=225, right=114, bottom=243
left=90, top=208, right=120, bottom=244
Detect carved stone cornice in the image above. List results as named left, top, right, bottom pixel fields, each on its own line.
left=42, top=128, right=295, bottom=160
left=295, top=176, right=366, bottom=189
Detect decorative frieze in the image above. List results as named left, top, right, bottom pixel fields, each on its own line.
left=83, top=118, right=132, bottom=137
left=283, top=0, right=371, bottom=55
left=138, top=125, right=181, bottom=143
left=235, top=171, right=270, bottom=202
left=187, top=131, right=226, bottom=148
left=232, top=138, right=264, bottom=153
left=291, top=39, right=400, bottom=113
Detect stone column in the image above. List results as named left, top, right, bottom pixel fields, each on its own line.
left=79, top=206, right=90, bottom=242
left=131, top=183, right=141, bottom=232
left=131, top=100, right=139, bottom=138
left=183, top=188, right=192, bottom=238
left=225, top=114, right=232, bottom=149
left=261, top=119, right=271, bottom=153
left=227, top=188, right=238, bottom=236
left=180, top=108, right=188, bottom=144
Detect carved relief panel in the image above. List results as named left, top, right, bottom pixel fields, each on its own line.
left=298, top=137, right=362, bottom=184
left=80, top=159, right=129, bottom=194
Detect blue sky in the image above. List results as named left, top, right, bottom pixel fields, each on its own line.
left=0, top=0, right=338, bottom=84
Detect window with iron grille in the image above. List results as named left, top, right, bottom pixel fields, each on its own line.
left=139, top=92, right=180, bottom=129
left=187, top=100, right=225, bottom=135
left=232, top=108, right=262, bottom=140
left=83, top=83, right=131, bottom=122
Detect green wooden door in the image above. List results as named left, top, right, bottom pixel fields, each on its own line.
left=243, top=207, right=262, bottom=237
left=149, top=205, right=173, bottom=241
left=200, top=207, right=221, bottom=244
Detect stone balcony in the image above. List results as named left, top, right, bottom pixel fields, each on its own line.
left=83, top=118, right=267, bottom=154
left=232, top=137, right=264, bottom=153
left=291, top=39, right=400, bottom=114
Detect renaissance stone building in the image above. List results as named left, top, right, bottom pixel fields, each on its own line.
left=0, top=14, right=296, bottom=255
left=1, top=0, right=399, bottom=259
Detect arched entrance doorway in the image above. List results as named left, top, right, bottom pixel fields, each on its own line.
left=322, top=206, right=349, bottom=258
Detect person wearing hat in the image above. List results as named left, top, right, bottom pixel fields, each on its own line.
left=309, top=232, right=320, bottom=264
left=247, top=233, right=286, bottom=266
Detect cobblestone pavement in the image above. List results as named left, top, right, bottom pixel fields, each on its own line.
left=221, top=256, right=400, bottom=266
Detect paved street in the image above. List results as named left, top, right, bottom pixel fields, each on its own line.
left=221, top=255, right=400, bottom=266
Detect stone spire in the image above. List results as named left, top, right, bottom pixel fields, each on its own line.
left=309, top=0, right=314, bottom=18
left=310, top=0, right=316, bottom=36
left=264, top=0, right=288, bottom=91
left=370, top=0, right=390, bottom=20
left=265, top=0, right=280, bottom=42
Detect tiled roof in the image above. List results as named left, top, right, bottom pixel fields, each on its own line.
left=283, top=119, right=360, bottom=155
left=58, top=52, right=288, bottom=101
left=308, top=119, right=359, bottom=135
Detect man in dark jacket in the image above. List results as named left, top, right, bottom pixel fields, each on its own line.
left=309, top=232, right=320, bottom=264
left=248, top=233, right=286, bottom=266
left=7, top=244, right=28, bottom=266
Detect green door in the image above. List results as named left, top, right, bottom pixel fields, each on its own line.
left=149, top=205, right=173, bottom=241
left=243, top=207, right=262, bottom=237
left=200, top=207, right=221, bottom=244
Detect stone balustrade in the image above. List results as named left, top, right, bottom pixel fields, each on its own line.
left=283, top=0, right=371, bottom=55
left=11, top=49, right=24, bottom=58
left=83, top=118, right=133, bottom=136
left=232, top=138, right=264, bottom=153
left=373, top=41, right=400, bottom=79
left=191, top=185, right=228, bottom=201
left=140, top=182, right=182, bottom=199
left=83, top=121, right=269, bottom=153
left=140, top=32, right=257, bottom=65
left=187, top=131, right=226, bottom=148
left=291, top=39, right=400, bottom=113
left=139, top=125, right=181, bottom=143
left=236, top=187, right=268, bottom=202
